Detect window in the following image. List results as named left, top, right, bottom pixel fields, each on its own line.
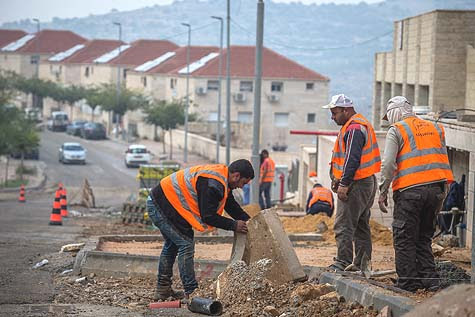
left=208, top=112, right=218, bottom=121
left=271, top=81, right=283, bottom=92
left=306, top=82, right=314, bottom=90
left=274, top=112, right=289, bottom=127
left=85, top=67, right=90, bottom=77
left=398, top=21, right=404, bottom=50
left=238, top=111, right=252, bottom=123
left=123, top=69, right=127, bottom=79
left=307, top=113, right=316, bottom=123
left=240, top=81, right=253, bottom=92
left=141, top=76, right=147, bottom=87
left=170, top=78, right=177, bottom=89
left=418, top=85, right=429, bottom=107
left=207, top=80, right=219, bottom=91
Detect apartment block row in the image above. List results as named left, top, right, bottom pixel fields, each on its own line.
left=0, top=28, right=332, bottom=151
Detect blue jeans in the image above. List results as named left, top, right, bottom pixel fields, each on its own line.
left=146, top=196, right=198, bottom=295
left=259, top=182, right=272, bottom=210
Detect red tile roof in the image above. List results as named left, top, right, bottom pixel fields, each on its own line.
left=146, top=46, right=219, bottom=74
left=0, top=29, right=27, bottom=48
left=61, top=39, right=123, bottom=64
left=192, top=46, right=329, bottom=81
left=16, top=29, right=87, bottom=54
left=108, top=39, right=179, bottom=67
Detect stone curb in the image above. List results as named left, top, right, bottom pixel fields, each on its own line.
left=0, top=161, right=47, bottom=193
left=319, top=272, right=415, bottom=317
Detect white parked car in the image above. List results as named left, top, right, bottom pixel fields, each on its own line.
left=124, top=144, right=151, bottom=168
left=59, top=142, right=86, bottom=164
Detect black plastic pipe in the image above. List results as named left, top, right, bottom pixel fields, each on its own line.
left=188, top=297, right=223, bottom=316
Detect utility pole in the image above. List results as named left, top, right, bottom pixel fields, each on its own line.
left=251, top=0, right=264, bottom=204
left=212, top=16, right=223, bottom=164
left=225, top=0, right=231, bottom=165
left=113, top=22, right=122, bottom=139
left=182, top=23, right=191, bottom=164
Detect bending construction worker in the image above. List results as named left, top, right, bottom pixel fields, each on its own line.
left=306, top=183, right=334, bottom=217
left=147, top=159, right=254, bottom=300
left=259, top=149, right=275, bottom=210
left=323, top=94, right=381, bottom=271
left=378, top=96, right=453, bottom=292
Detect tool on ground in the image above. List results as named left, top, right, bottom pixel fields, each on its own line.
left=49, top=189, right=62, bottom=225
left=18, top=184, right=26, bottom=203
left=360, top=252, right=372, bottom=279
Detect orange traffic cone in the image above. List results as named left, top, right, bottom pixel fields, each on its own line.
left=18, top=184, right=26, bottom=203
left=49, top=190, right=62, bottom=225
left=60, top=186, right=68, bottom=217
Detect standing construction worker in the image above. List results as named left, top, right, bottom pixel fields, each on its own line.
left=378, top=96, right=453, bottom=292
left=259, top=149, right=275, bottom=210
left=147, top=159, right=254, bottom=300
left=323, top=94, right=381, bottom=271
left=306, top=183, right=334, bottom=217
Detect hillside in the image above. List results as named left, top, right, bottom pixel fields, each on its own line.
left=3, top=0, right=475, bottom=116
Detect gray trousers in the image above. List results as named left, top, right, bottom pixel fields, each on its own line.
left=334, top=175, right=376, bottom=267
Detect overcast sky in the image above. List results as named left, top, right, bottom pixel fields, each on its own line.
left=0, top=0, right=383, bottom=24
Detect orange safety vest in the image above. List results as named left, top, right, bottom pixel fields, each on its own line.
left=392, top=117, right=454, bottom=191
left=308, top=187, right=333, bottom=209
left=260, top=157, right=275, bottom=183
left=331, top=113, right=381, bottom=180
left=160, top=164, right=228, bottom=232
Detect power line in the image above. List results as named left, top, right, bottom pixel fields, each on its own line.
left=161, top=21, right=217, bottom=42
left=230, top=18, right=392, bottom=52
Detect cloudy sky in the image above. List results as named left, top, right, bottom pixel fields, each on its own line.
left=0, top=0, right=383, bottom=24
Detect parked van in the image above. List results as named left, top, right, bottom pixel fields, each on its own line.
left=47, top=111, right=69, bottom=132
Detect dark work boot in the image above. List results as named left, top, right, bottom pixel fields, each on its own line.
left=153, top=286, right=185, bottom=301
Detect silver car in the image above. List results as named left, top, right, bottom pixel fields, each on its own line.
left=59, top=142, right=86, bottom=164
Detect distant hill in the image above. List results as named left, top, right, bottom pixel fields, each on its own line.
left=3, top=0, right=475, bottom=116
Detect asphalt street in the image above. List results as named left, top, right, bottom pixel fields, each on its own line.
left=0, top=130, right=148, bottom=316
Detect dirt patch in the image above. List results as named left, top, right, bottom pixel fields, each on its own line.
left=280, top=214, right=393, bottom=246
left=193, top=259, right=378, bottom=317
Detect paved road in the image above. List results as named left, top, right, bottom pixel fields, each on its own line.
left=0, top=131, right=148, bottom=316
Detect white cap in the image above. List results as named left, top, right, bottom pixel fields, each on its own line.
left=383, top=96, right=411, bottom=120
left=322, top=94, right=354, bottom=109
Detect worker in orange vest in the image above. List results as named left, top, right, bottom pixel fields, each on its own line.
left=147, top=159, right=254, bottom=300
left=306, top=183, right=334, bottom=217
left=323, top=94, right=381, bottom=271
left=379, top=96, right=453, bottom=292
left=259, top=149, right=275, bottom=210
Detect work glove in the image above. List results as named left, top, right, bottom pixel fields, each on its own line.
left=378, top=193, right=389, bottom=213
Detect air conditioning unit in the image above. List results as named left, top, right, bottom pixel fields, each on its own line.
left=233, top=92, right=246, bottom=103
left=268, top=94, right=280, bottom=103
left=195, top=87, right=207, bottom=95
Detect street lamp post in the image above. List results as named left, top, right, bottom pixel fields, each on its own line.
left=225, top=0, right=231, bottom=165
left=211, top=16, right=223, bottom=164
left=32, top=18, right=40, bottom=109
left=113, top=22, right=122, bottom=139
left=182, top=23, right=191, bottom=164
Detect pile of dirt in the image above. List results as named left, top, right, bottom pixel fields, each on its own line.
left=193, top=259, right=378, bottom=317
left=280, top=215, right=393, bottom=246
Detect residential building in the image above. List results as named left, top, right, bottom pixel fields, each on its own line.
left=373, top=10, right=475, bottom=247
left=0, top=29, right=87, bottom=79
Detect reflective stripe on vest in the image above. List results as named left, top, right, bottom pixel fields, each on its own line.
left=392, top=117, right=454, bottom=191
left=160, top=164, right=228, bottom=231
left=260, top=157, right=275, bottom=183
left=331, top=113, right=381, bottom=180
left=308, top=187, right=333, bottom=209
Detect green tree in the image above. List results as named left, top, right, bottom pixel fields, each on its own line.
left=84, top=87, right=102, bottom=122
left=11, top=116, right=40, bottom=180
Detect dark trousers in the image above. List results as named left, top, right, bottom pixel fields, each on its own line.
left=307, top=201, right=333, bottom=217
left=147, top=196, right=198, bottom=295
left=392, top=182, right=446, bottom=291
left=259, top=182, right=272, bottom=210
left=334, top=175, right=376, bottom=268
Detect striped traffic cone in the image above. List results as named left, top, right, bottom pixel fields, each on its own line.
left=60, top=186, right=68, bottom=217
left=49, top=190, right=62, bottom=225
left=18, top=184, right=26, bottom=203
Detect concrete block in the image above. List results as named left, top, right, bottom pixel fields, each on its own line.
left=319, top=272, right=415, bottom=317
left=242, top=209, right=307, bottom=284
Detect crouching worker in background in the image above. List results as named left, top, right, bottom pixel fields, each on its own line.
left=306, top=183, right=334, bottom=217
left=147, top=159, right=254, bottom=300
